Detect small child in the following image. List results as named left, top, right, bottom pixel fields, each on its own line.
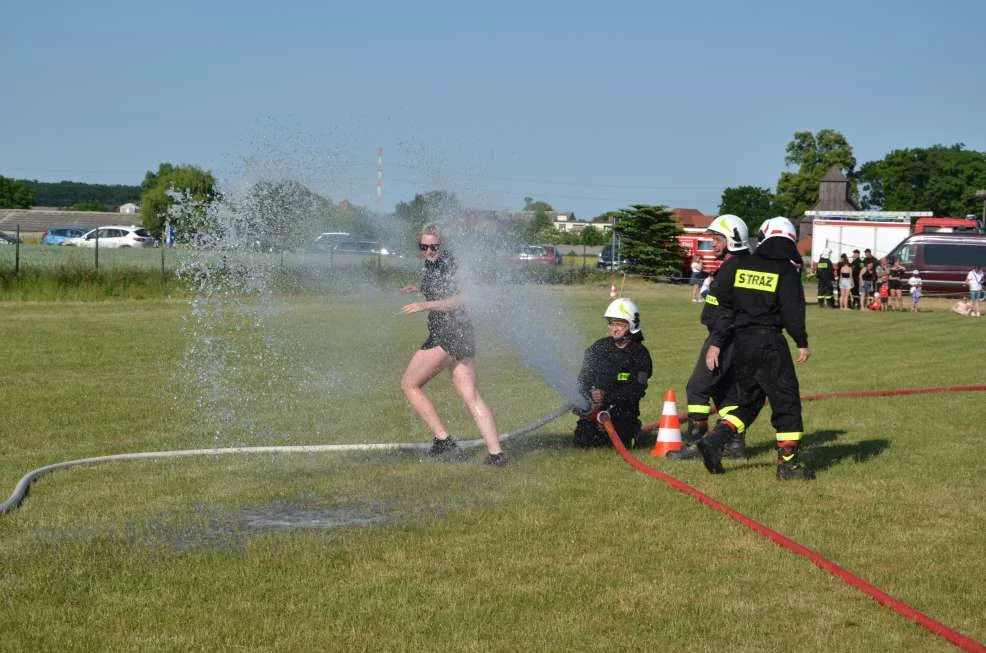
left=952, top=297, right=973, bottom=316
left=908, top=270, right=923, bottom=313
left=879, top=281, right=889, bottom=310
left=868, top=296, right=882, bottom=311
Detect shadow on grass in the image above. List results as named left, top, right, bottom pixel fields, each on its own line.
left=737, top=429, right=889, bottom=473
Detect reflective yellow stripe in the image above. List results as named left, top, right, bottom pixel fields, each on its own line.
left=687, top=404, right=711, bottom=414
left=704, top=294, right=719, bottom=306
left=723, top=414, right=746, bottom=434
left=717, top=405, right=738, bottom=416
left=735, top=269, right=779, bottom=292
left=775, top=432, right=802, bottom=442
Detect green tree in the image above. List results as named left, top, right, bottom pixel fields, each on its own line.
left=523, top=197, right=554, bottom=212
left=140, top=163, right=218, bottom=239
left=0, top=176, right=35, bottom=208
left=580, top=225, right=606, bottom=246
left=526, top=205, right=554, bottom=241
left=394, top=190, right=459, bottom=240
left=242, top=180, right=333, bottom=250
left=774, top=129, right=856, bottom=218
left=613, top=204, right=684, bottom=278
left=858, top=144, right=986, bottom=216
left=718, top=185, right=776, bottom=236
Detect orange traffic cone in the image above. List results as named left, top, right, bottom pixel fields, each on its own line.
left=651, top=389, right=683, bottom=457
left=609, top=283, right=617, bottom=299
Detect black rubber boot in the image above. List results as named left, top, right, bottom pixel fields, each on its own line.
left=667, top=444, right=701, bottom=460
left=776, top=444, right=816, bottom=480
left=722, top=431, right=746, bottom=459
left=686, top=418, right=708, bottom=444
left=697, top=423, right=733, bottom=474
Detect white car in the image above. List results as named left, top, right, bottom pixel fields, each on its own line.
left=68, top=226, right=156, bottom=248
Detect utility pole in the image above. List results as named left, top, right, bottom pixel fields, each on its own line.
left=976, top=189, right=986, bottom=229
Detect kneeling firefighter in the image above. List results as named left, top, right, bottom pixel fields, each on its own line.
left=573, top=298, right=653, bottom=449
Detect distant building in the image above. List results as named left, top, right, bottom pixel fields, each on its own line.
left=672, top=208, right=715, bottom=232
left=119, top=202, right=139, bottom=214
left=552, top=211, right=612, bottom=234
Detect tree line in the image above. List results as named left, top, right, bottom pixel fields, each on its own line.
left=2, top=130, right=983, bottom=279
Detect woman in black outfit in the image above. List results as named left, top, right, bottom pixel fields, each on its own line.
left=399, top=224, right=505, bottom=465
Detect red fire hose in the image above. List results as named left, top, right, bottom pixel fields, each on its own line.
left=596, top=410, right=985, bottom=653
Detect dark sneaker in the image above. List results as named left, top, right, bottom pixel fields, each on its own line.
left=427, top=436, right=458, bottom=458
left=484, top=453, right=507, bottom=467
left=723, top=432, right=746, bottom=459
left=667, top=444, right=702, bottom=460
left=697, top=437, right=725, bottom=474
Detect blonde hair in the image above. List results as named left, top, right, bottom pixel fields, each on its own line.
left=421, top=223, right=442, bottom=240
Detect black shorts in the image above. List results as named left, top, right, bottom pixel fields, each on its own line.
left=888, top=279, right=901, bottom=290
left=422, top=322, right=475, bottom=360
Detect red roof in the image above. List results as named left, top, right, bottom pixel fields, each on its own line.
left=672, top=208, right=715, bottom=229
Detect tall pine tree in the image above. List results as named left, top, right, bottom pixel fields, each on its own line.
left=613, top=204, right=684, bottom=279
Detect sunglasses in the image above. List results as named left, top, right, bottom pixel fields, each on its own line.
left=418, top=243, right=441, bottom=252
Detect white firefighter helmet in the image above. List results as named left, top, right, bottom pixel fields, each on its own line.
left=758, top=216, right=798, bottom=243
left=604, top=297, right=641, bottom=334
left=705, top=214, right=750, bottom=252
left=822, top=249, right=832, bottom=259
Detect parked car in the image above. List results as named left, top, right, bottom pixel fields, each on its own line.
left=333, top=238, right=396, bottom=256
left=597, top=243, right=628, bottom=270
left=67, top=226, right=156, bottom=248
left=886, top=233, right=986, bottom=295
left=513, top=244, right=562, bottom=265
left=309, top=232, right=351, bottom=253
left=0, top=230, right=20, bottom=245
left=41, top=226, right=88, bottom=245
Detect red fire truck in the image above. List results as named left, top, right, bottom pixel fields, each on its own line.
left=676, top=231, right=721, bottom=276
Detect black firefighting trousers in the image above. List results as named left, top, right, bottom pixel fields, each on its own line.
left=685, top=336, right=741, bottom=423
left=574, top=410, right=641, bottom=449
left=722, top=327, right=803, bottom=440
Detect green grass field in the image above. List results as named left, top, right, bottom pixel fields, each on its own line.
left=1, top=279, right=984, bottom=652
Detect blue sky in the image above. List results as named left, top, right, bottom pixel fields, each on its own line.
left=2, top=0, right=985, bottom=218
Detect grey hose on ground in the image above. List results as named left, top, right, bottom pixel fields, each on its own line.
left=0, top=403, right=575, bottom=515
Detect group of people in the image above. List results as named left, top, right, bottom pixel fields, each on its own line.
left=814, top=248, right=921, bottom=312
left=399, top=216, right=816, bottom=480
left=573, top=214, right=815, bottom=481
left=953, top=265, right=985, bottom=316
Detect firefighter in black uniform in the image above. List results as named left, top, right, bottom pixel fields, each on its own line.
left=698, top=216, right=816, bottom=480
left=669, top=214, right=761, bottom=460
left=814, top=249, right=835, bottom=308
left=574, top=297, right=653, bottom=449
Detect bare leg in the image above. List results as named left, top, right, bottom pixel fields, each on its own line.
left=401, top=347, right=454, bottom=438
left=450, top=359, right=502, bottom=455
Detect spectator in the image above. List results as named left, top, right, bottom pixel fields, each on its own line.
left=952, top=297, right=973, bottom=316
left=908, top=270, right=923, bottom=313
left=850, top=250, right=862, bottom=308
left=838, top=254, right=853, bottom=310
left=966, top=264, right=984, bottom=317
left=888, top=257, right=906, bottom=311
left=879, top=280, right=889, bottom=310
left=859, top=261, right=876, bottom=312
left=689, top=257, right=705, bottom=302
